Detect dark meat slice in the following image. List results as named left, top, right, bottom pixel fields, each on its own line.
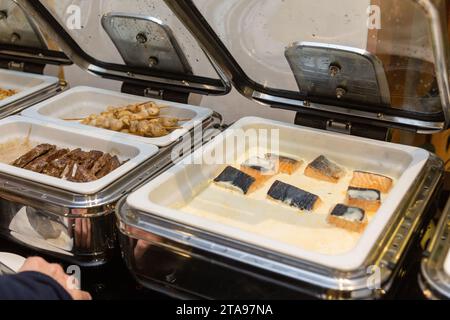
left=43, top=149, right=81, bottom=178
left=12, top=144, right=55, bottom=168
left=67, top=149, right=91, bottom=163
left=96, top=155, right=121, bottom=178
left=81, top=150, right=104, bottom=169
left=68, top=165, right=98, bottom=183
left=60, top=160, right=76, bottom=180
left=90, top=153, right=112, bottom=176
left=25, top=149, right=69, bottom=173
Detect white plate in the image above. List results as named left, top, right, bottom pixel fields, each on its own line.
left=0, top=116, right=159, bottom=195
left=127, top=116, right=429, bottom=271
left=0, top=252, right=26, bottom=273
left=0, top=69, right=58, bottom=108
left=22, top=86, right=213, bottom=147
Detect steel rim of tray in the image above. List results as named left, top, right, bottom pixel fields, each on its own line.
left=420, top=199, right=450, bottom=300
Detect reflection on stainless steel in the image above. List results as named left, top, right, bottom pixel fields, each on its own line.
left=102, top=13, right=193, bottom=74
left=0, top=73, right=62, bottom=120
left=0, top=0, right=46, bottom=48
left=285, top=42, right=391, bottom=106
left=0, top=200, right=114, bottom=261
left=420, top=198, right=450, bottom=300
left=252, top=91, right=445, bottom=133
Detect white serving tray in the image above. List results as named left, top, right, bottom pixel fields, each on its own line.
left=0, top=116, right=159, bottom=195
left=22, top=86, right=213, bottom=147
left=0, top=69, right=59, bottom=108
left=127, top=116, right=430, bottom=271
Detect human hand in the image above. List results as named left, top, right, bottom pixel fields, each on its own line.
left=19, top=257, right=91, bottom=300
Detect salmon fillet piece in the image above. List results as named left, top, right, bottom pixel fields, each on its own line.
left=350, top=171, right=393, bottom=193
left=327, top=204, right=368, bottom=233
left=304, top=155, right=345, bottom=183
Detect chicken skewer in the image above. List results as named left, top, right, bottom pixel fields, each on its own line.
left=62, top=102, right=191, bottom=137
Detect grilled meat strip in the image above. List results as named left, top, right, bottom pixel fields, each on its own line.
left=96, top=155, right=120, bottom=179
left=68, top=165, right=98, bottom=183
left=24, top=149, right=70, bottom=173
left=12, top=144, right=55, bottom=168
left=43, top=149, right=82, bottom=178
left=13, top=145, right=123, bottom=183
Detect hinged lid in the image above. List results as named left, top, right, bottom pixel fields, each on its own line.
left=0, top=0, right=71, bottom=66
left=17, top=0, right=450, bottom=132
left=16, top=0, right=230, bottom=96
left=161, top=0, right=450, bottom=133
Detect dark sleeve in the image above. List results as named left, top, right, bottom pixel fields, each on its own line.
left=0, top=271, right=72, bottom=300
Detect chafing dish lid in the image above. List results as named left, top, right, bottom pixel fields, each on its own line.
left=0, top=0, right=71, bottom=66
left=16, top=0, right=450, bottom=132
left=16, top=0, right=230, bottom=96
left=168, top=0, right=450, bottom=132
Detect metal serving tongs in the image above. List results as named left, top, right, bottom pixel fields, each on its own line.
left=0, top=260, right=16, bottom=275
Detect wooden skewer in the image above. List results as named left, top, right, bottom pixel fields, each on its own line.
left=63, top=117, right=84, bottom=121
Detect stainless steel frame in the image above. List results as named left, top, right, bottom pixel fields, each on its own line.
left=0, top=80, right=62, bottom=119
left=116, top=155, right=443, bottom=299
left=420, top=198, right=450, bottom=300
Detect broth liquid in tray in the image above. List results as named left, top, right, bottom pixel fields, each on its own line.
left=179, top=151, right=391, bottom=256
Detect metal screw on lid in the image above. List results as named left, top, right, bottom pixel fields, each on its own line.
left=136, top=32, right=148, bottom=44
left=10, top=32, right=20, bottom=44
left=148, top=56, right=159, bottom=68
left=329, top=63, right=341, bottom=77
left=336, top=87, right=347, bottom=99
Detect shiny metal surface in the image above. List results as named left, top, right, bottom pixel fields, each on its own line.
left=420, top=198, right=450, bottom=300
left=0, top=81, right=62, bottom=119
left=102, top=13, right=192, bottom=74
left=116, top=155, right=443, bottom=299
left=252, top=92, right=446, bottom=133
left=0, top=0, right=46, bottom=48
left=285, top=42, right=391, bottom=106
left=0, top=199, right=116, bottom=266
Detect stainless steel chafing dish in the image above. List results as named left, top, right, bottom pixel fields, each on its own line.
left=2, top=0, right=449, bottom=299
left=0, top=110, right=217, bottom=266
left=420, top=198, right=450, bottom=299
left=0, top=0, right=226, bottom=265
left=110, top=0, right=447, bottom=299
left=116, top=118, right=443, bottom=299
